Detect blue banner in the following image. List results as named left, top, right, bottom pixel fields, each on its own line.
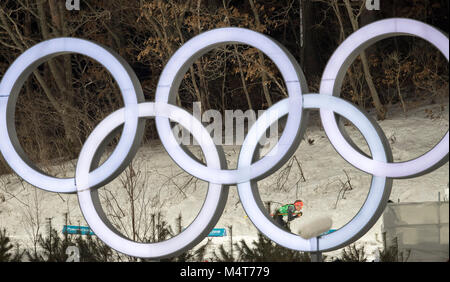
left=208, top=228, right=227, bottom=237
left=62, top=225, right=95, bottom=236
left=319, top=229, right=337, bottom=236
left=64, top=226, right=227, bottom=237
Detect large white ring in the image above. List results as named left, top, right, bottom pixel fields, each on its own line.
left=155, top=27, right=308, bottom=185
left=76, top=102, right=228, bottom=258
left=237, top=94, right=393, bottom=252
left=0, top=38, right=145, bottom=193
left=320, top=18, right=449, bottom=179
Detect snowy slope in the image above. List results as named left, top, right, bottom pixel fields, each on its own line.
left=0, top=100, right=448, bottom=261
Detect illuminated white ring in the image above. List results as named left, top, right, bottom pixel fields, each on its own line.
left=75, top=102, right=228, bottom=259
left=155, top=27, right=308, bottom=185
left=0, top=38, right=145, bottom=193
left=238, top=94, right=393, bottom=252
left=320, top=18, right=449, bottom=179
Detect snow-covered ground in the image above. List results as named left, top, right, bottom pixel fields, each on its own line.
left=0, top=100, right=448, bottom=261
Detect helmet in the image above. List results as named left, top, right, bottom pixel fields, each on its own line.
left=294, top=200, right=303, bottom=209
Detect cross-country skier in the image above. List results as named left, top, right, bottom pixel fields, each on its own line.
left=272, top=200, right=304, bottom=231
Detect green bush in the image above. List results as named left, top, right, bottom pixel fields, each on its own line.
left=0, top=228, right=23, bottom=262
left=214, top=231, right=312, bottom=262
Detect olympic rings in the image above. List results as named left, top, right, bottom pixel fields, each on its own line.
left=0, top=18, right=448, bottom=258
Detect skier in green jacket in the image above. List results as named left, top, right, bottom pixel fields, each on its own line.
left=272, top=200, right=304, bottom=231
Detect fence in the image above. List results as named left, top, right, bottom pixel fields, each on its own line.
left=381, top=201, right=449, bottom=262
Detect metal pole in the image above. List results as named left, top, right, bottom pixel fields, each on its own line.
left=311, top=252, right=323, bottom=262
left=310, top=237, right=322, bottom=262
left=437, top=194, right=441, bottom=247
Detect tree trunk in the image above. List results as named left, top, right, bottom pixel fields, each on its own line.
left=233, top=45, right=253, bottom=110
left=343, top=0, right=386, bottom=120
left=37, top=0, right=80, bottom=148
left=301, top=0, right=321, bottom=77
left=249, top=0, right=272, bottom=107
left=222, top=0, right=253, bottom=110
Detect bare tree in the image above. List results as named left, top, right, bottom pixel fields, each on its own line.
left=342, top=0, right=386, bottom=119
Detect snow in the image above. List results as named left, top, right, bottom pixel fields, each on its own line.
left=0, top=100, right=448, bottom=261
